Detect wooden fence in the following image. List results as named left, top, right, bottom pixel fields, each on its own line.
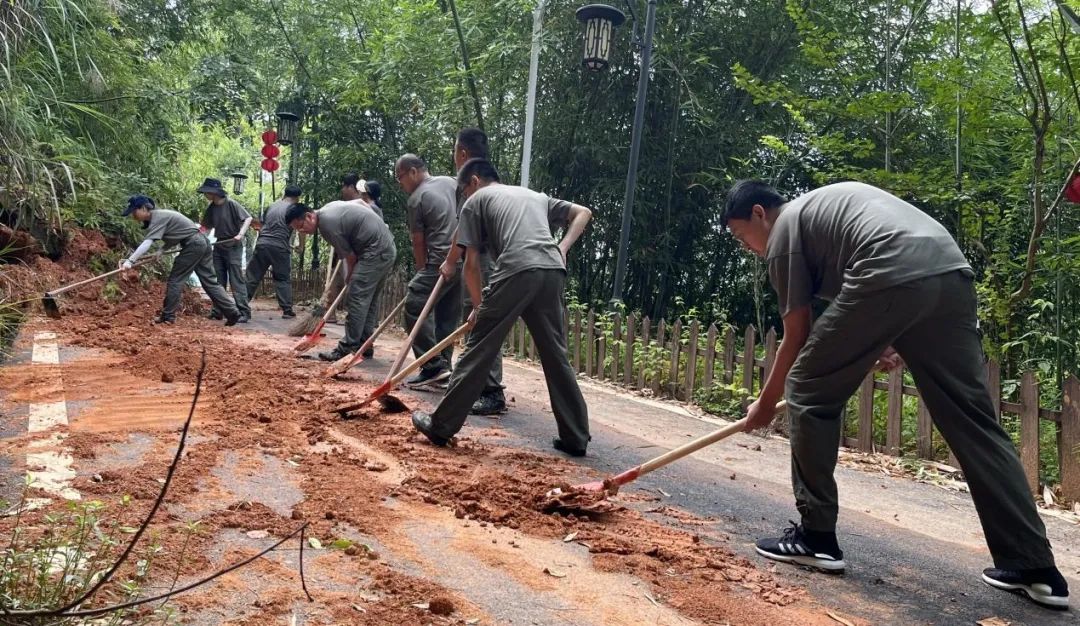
left=502, top=309, right=1080, bottom=501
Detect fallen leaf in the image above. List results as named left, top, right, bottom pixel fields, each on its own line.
left=350, top=604, right=367, bottom=613
left=543, top=567, right=567, bottom=578
left=826, top=611, right=855, bottom=626
left=330, top=538, right=354, bottom=550
left=465, top=619, right=480, bottom=625
left=563, top=532, right=578, bottom=542
left=657, top=488, right=671, bottom=498
left=976, top=618, right=1011, bottom=626
left=308, top=537, right=323, bottom=549
left=645, top=593, right=660, bottom=607
left=411, top=602, right=430, bottom=610
left=245, top=530, right=269, bottom=539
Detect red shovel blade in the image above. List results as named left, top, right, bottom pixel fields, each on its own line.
left=293, top=320, right=326, bottom=354
left=333, top=380, right=392, bottom=415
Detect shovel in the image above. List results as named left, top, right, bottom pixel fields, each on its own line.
left=43, top=248, right=180, bottom=318
left=292, top=280, right=350, bottom=355
left=544, top=400, right=788, bottom=505
left=333, top=321, right=471, bottom=416
left=385, top=275, right=445, bottom=380
left=323, top=296, right=407, bottom=378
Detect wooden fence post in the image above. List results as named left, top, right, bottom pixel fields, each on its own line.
left=858, top=374, right=874, bottom=452
left=702, top=323, right=717, bottom=394
left=597, top=322, right=607, bottom=381
left=573, top=309, right=582, bottom=373
left=652, top=320, right=666, bottom=396
left=610, top=313, right=621, bottom=382
left=722, top=326, right=735, bottom=398
left=668, top=320, right=682, bottom=397
left=1059, top=375, right=1080, bottom=501
left=741, top=326, right=756, bottom=407
left=916, top=397, right=933, bottom=460
left=624, top=313, right=636, bottom=386
left=585, top=310, right=595, bottom=377
left=685, top=320, right=699, bottom=401
left=1019, top=371, right=1040, bottom=494
left=638, top=316, right=651, bottom=389
left=886, top=368, right=903, bottom=456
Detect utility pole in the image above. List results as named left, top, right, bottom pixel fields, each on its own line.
left=610, top=0, right=657, bottom=308
left=520, top=0, right=546, bottom=189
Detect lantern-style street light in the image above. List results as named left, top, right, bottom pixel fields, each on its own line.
left=230, top=171, right=248, bottom=195
left=575, top=4, right=625, bottom=71
left=275, top=111, right=300, bottom=146
left=578, top=1, right=657, bottom=307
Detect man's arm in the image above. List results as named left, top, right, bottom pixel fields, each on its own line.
left=411, top=232, right=427, bottom=269
left=744, top=304, right=812, bottom=430
left=557, top=203, right=592, bottom=265
left=440, top=229, right=463, bottom=279
left=463, top=245, right=483, bottom=325
left=235, top=216, right=253, bottom=240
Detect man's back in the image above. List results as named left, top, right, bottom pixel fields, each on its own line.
left=766, top=181, right=970, bottom=315
left=259, top=199, right=294, bottom=248
left=317, top=200, right=394, bottom=259
left=458, top=184, right=569, bottom=284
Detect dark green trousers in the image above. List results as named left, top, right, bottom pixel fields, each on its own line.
left=462, top=252, right=503, bottom=393
left=164, top=235, right=238, bottom=321
left=338, top=248, right=395, bottom=354
left=405, top=266, right=463, bottom=374
left=430, top=269, right=588, bottom=447
left=245, top=243, right=293, bottom=311
left=787, top=270, right=1054, bottom=570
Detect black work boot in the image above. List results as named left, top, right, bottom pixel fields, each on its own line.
left=411, top=411, right=450, bottom=447
left=471, top=389, right=507, bottom=416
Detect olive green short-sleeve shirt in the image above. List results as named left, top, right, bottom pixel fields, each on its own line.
left=407, top=176, right=458, bottom=266
left=316, top=201, right=396, bottom=261
left=457, top=184, right=570, bottom=284
left=766, top=182, right=972, bottom=317
left=143, top=209, right=200, bottom=248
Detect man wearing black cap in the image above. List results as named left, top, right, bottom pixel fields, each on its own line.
left=120, top=195, right=240, bottom=326
left=245, top=185, right=298, bottom=318
left=197, top=177, right=253, bottom=323
left=285, top=201, right=397, bottom=362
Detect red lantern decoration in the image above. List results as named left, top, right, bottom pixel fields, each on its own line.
left=261, top=130, right=278, bottom=145
left=1066, top=173, right=1080, bottom=204
left=261, top=144, right=280, bottom=158
left=261, top=158, right=280, bottom=173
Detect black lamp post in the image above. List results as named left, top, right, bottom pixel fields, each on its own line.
left=275, top=111, right=300, bottom=146
left=579, top=1, right=657, bottom=307
left=230, top=172, right=248, bottom=195
left=575, top=4, right=625, bottom=71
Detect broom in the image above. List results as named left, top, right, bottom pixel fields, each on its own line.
left=287, top=259, right=344, bottom=336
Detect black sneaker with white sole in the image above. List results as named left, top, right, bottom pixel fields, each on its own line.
left=982, top=566, right=1070, bottom=610
left=405, top=367, right=452, bottom=389
left=755, top=522, right=846, bottom=573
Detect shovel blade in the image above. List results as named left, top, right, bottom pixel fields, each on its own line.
left=42, top=295, right=61, bottom=319
left=333, top=381, right=391, bottom=415
left=325, top=352, right=363, bottom=378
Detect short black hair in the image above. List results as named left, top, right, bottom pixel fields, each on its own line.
left=456, top=127, right=489, bottom=160
left=284, top=184, right=302, bottom=198
left=721, top=180, right=788, bottom=228
left=342, top=172, right=361, bottom=188
left=284, top=202, right=312, bottom=225
left=457, top=158, right=500, bottom=187
left=395, top=154, right=426, bottom=173
left=365, top=180, right=382, bottom=204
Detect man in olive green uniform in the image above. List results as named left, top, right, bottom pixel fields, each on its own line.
left=412, top=159, right=593, bottom=457
left=120, top=195, right=240, bottom=326
left=395, top=154, right=462, bottom=389
left=722, top=180, right=1068, bottom=610
left=197, top=177, right=253, bottom=323
left=285, top=201, right=396, bottom=362
left=246, top=184, right=298, bottom=318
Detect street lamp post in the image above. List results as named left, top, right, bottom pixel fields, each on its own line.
left=579, top=1, right=657, bottom=307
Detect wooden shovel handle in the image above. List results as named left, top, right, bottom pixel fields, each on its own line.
left=386, top=275, right=445, bottom=381
left=47, top=248, right=179, bottom=296
left=388, top=322, right=470, bottom=387
left=326, top=297, right=407, bottom=376
left=635, top=400, right=788, bottom=478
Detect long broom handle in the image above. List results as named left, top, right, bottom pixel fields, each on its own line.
left=320, top=278, right=351, bottom=323
left=633, top=400, right=788, bottom=478
left=46, top=248, right=180, bottom=296
left=387, top=322, right=470, bottom=387
left=386, top=274, right=446, bottom=381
